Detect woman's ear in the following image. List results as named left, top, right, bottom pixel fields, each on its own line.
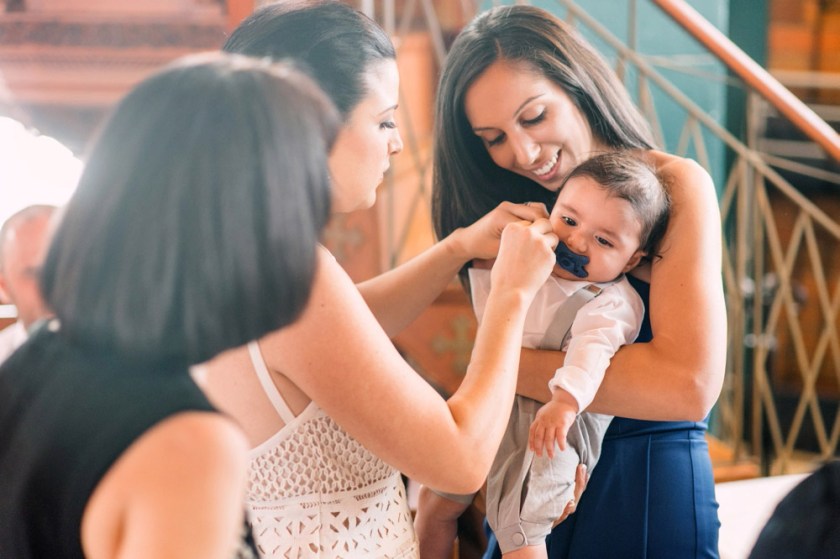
left=622, top=249, right=646, bottom=274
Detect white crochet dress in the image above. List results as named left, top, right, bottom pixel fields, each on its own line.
left=244, top=342, right=419, bottom=558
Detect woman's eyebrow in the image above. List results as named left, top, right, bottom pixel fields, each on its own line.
left=377, top=104, right=398, bottom=116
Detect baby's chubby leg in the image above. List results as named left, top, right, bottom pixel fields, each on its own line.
left=504, top=544, right=549, bottom=559
left=415, top=485, right=474, bottom=559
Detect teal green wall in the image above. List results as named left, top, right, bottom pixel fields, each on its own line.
left=726, top=0, right=768, bottom=166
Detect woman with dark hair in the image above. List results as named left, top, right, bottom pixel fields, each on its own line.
left=0, top=52, right=339, bottom=559
left=432, top=5, right=725, bottom=559
left=198, top=2, right=559, bottom=557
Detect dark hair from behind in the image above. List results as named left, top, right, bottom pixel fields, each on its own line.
left=223, top=0, right=395, bottom=118
left=558, top=152, right=670, bottom=257
left=432, top=4, right=657, bottom=246
left=40, top=52, right=340, bottom=365
left=748, top=461, right=840, bottom=559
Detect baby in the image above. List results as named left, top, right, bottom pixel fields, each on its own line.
left=416, top=151, right=670, bottom=559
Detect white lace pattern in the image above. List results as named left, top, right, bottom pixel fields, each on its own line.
left=246, top=405, right=418, bottom=558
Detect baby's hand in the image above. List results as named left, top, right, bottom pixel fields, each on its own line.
left=529, top=390, right=579, bottom=459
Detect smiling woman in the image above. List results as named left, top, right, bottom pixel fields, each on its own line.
left=432, top=5, right=725, bottom=559
left=464, top=60, right=605, bottom=189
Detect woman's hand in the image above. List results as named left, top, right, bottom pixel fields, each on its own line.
left=356, top=201, right=549, bottom=336
left=490, top=217, right=557, bottom=298
left=451, top=201, right=550, bottom=262
left=552, top=463, right=589, bottom=527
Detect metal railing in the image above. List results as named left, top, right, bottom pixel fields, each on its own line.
left=351, top=0, right=840, bottom=474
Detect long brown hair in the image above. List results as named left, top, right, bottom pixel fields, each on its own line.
left=42, top=54, right=339, bottom=364
left=224, top=0, right=395, bottom=120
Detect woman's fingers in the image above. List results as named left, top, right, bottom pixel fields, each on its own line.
left=494, top=218, right=557, bottom=293
left=527, top=217, right=559, bottom=249
left=552, top=463, right=589, bottom=527
left=456, top=202, right=550, bottom=261
left=574, top=463, right=589, bottom=502
left=507, top=200, right=549, bottom=221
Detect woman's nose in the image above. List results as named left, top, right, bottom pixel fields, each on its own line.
left=389, top=129, right=403, bottom=155
left=510, top=136, right=539, bottom=167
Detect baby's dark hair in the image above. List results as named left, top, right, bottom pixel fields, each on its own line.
left=559, top=151, right=670, bottom=256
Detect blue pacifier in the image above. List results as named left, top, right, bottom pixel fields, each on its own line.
left=554, top=242, right=589, bottom=278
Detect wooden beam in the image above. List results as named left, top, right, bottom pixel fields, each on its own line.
left=651, top=0, right=840, bottom=163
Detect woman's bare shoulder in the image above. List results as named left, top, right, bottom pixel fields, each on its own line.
left=647, top=150, right=710, bottom=182
left=82, top=412, right=248, bottom=557
left=128, top=412, right=248, bottom=477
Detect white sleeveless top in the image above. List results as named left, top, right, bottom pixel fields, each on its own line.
left=244, top=342, right=419, bottom=558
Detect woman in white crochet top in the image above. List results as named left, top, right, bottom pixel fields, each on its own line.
left=197, top=2, right=560, bottom=558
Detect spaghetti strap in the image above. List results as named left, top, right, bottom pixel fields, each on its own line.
left=247, top=341, right=297, bottom=424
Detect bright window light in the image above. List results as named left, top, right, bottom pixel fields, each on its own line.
left=0, top=116, right=82, bottom=225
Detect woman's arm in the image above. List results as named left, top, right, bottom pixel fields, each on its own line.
left=81, top=413, right=249, bottom=559
left=518, top=155, right=726, bottom=421
left=260, top=221, right=556, bottom=494
left=358, top=202, right=549, bottom=336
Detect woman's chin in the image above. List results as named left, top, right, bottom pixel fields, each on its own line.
left=360, top=191, right=378, bottom=210
left=535, top=176, right=565, bottom=192
left=333, top=193, right=377, bottom=214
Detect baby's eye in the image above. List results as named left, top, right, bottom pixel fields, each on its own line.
left=595, top=236, right=614, bottom=248
left=562, top=216, right=577, bottom=227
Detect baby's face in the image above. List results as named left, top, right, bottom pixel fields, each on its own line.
left=549, top=175, right=644, bottom=282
